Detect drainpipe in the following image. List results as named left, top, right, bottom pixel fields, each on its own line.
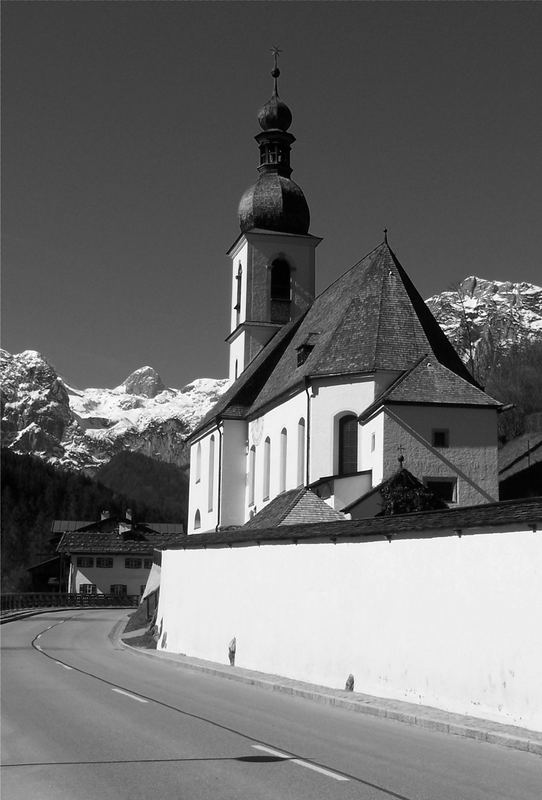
left=215, top=418, right=223, bottom=532
left=304, top=379, right=312, bottom=486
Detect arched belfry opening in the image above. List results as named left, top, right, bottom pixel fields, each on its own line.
left=270, top=258, right=291, bottom=323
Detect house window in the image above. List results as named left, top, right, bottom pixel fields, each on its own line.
left=80, top=583, right=96, bottom=594
left=432, top=429, right=450, bottom=448
left=125, top=558, right=142, bottom=569
left=248, top=445, right=256, bottom=506
left=424, top=477, right=457, bottom=503
left=371, top=432, right=376, bottom=452
left=195, top=442, right=201, bottom=483
left=296, top=344, right=313, bottom=367
left=338, top=414, right=358, bottom=475
left=194, top=509, right=201, bottom=530
left=208, top=435, right=215, bottom=512
left=270, top=259, right=291, bottom=323
left=143, top=559, right=153, bottom=569
left=297, top=418, right=305, bottom=486
left=110, top=584, right=127, bottom=595
left=96, top=557, right=113, bottom=568
left=280, top=428, right=288, bottom=492
left=77, top=557, right=94, bottom=568
left=263, top=437, right=271, bottom=501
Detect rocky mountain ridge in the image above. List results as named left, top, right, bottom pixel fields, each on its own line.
left=0, top=349, right=229, bottom=472
left=426, top=276, right=542, bottom=376
left=2, top=276, right=540, bottom=472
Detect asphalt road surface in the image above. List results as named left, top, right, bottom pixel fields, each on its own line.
left=1, top=610, right=541, bottom=800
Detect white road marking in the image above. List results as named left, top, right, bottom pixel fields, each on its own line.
left=252, top=745, right=349, bottom=782
left=111, top=688, right=148, bottom=704
left=35, top=645, right=42, bottom=652
left=55, top=662, right=72, bottom=670
left=36, top=634, right=42, bottom=639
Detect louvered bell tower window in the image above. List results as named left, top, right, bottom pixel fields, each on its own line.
left=270, top=259, right=291, bottom=323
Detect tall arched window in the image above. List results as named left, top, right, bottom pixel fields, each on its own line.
left=195, top=442, right=201, bottom=483
left=338, top=414, right=358, bottom=475
left=194, top=510, right=201, bottom=530
left=208, top=435, right=215, bottom=512
left=263, top=437, right=271, bottom=500
left=248, top=445, right=256, bottom=506
left=270, top=259, right=291, bottom=323
left=280, top=428, right=288, bottom=492
left=297, top=418, right=305, bottom=487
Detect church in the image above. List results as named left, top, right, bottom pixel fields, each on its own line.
left=187, top=59, right=500, bottom=534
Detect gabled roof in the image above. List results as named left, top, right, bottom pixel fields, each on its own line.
left=192, top=240, right=488, bottom=429
left=359, top=354, right=500, bottom=422
left=248, top=241, right=479, bottom=416
left=57, top=530, right=184, bottom=555
left=243, top=487, right=345, bottom=528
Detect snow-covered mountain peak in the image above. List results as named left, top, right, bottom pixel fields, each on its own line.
left=117, top=366, right=166, bottom=398
left=1, top=349, right=230, bottom=471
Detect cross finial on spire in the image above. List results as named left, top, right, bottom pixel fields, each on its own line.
left=398, top=444, right=405, bottom=469
left=384, top=227, right=388, bottom=244
left=270, top=46, right=282, bottom=95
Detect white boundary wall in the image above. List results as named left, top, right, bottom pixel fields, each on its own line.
left=157, top=528, right=542, bottom=731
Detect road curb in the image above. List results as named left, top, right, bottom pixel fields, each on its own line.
left=119, top=636, right=541, bottom=756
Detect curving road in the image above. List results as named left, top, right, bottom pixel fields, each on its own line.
left=1, top=610, right=541, bottom=800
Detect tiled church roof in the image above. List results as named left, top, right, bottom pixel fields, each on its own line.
left=243, top=487, right=345, bottom=528
left=192, top=240, right=497, bottom=433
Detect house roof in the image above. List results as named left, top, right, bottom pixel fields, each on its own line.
left=243, top=487, right=345, bottom=528
left=192, top=241, right=494, bottom=432
left=55, top=517, right=185, bottom=554
left=52, top=520, right=94, bottom=533
left=162, top=497, right=542, bottom=550
left=57, top=529, right=184, bottom=555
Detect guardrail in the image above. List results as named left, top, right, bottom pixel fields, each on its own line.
left=1, top=593, right=139, bottom=611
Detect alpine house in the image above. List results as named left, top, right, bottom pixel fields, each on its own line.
left=187, top=57, right=501, bottom=534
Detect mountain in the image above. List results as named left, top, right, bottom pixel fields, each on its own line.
left=0, top=349, right=229, bottom=472
left=426, top=277, right=542, bottom=381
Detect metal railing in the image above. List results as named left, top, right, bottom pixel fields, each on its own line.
left=1, top=593, right=139, bottom=612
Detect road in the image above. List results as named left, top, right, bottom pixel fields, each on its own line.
left=1, top=610, right=541, bottom=800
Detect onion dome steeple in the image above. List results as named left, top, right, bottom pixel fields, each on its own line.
left=239, top=49, right=310, bottom=235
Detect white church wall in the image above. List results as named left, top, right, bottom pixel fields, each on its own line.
left=247, top=392, right=307, bottom=518
left=360, top=412, right=385, bottom=485
left=383, top=406, right=499, bottom=504
left=187, top=427, right=220, bottom=534
left=157, top=528, right=542, bottom=731
left=309, top=377, right=375, bottom=481
left=220, top=420, right=248, bottom=528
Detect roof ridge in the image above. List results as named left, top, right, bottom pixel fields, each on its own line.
left=313, top=240, right=386, bottom=302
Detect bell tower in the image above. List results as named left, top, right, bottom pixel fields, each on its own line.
left=227, top=49, right=321, bottom=382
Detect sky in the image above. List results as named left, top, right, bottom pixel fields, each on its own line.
left=2, top=0, right=541, bottom=391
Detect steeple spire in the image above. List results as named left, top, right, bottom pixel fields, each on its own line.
left=270, top=46, right=282, bottom=96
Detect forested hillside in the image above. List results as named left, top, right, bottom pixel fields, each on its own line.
left=1, top=450, right=186, bottom=592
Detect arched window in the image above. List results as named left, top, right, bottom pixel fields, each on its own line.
left=195, top=442, right=201, bottom=483
left=297, top=418, right=305, bottom=486
left=248, top=445, right=256, bottom=506
left=263, top=437, right=271, bottom=500
left=338, top=414, right=358, bottom=475
left=194, top=510, right=201, bottom=530
left=280, top=428, right=288, bottom=492
left=270, top=259, right=291, bottom=323
left=208, top=435, right=215, bottom=512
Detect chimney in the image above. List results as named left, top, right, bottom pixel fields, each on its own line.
left=126, top=508, right=132, bottom=522
left=101, top=510, right=110, bottom=521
